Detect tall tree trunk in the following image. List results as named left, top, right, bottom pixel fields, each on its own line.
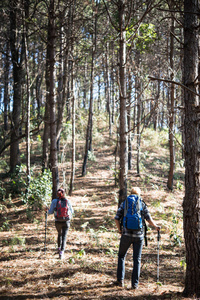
left=105, top=42, right=112, bottom=136
left=136, top=86, right=141, bottom=176
left=9, top=0, right=24, bottom=173
left=24, top=0, right=31, bottom=186
left=83, top=58, right=87, bottom=109
left=4, top=40, right=9, bottom=132
left=69, top=1, right=75, bottom=195
left=82, top=4, right=97, bottom=176
left=98, top=74, right=101, bottom=111
left=167, top=10, right=175, bottom=190
left=127, top=69, right=132, bottom=170
left=110, top=41, right=115, bottom=124
left=182, top=0, right=200, bottom=297
left=69, top=64, right=75, bottom=195
left=118, top=0, right=128, bottom=205
left=42, top=100, right=50, bottom=171
left=82, top=39, right=95, bottom=176
left=56, top=20, right=65, bottom=146
left=48, top=0, right=59, bottom=197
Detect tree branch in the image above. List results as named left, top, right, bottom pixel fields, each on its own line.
left=148, top=76, right=200, bottom=97
left=0, top=125, right=42, bottom=156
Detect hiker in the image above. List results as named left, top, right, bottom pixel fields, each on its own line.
left=47, top=188, right=74, bottom=259
left=114, top=187, right=160, bottom=289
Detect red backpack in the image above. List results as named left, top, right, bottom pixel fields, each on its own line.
left=56, top=198, right=69, bottom=221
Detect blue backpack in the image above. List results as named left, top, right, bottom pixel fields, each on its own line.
left=123, top=195, right=143, bottom=230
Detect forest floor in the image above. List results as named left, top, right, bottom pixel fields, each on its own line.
left=0, top=127, right=197, bottom=299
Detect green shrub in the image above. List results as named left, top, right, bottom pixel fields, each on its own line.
left=0, top=220, right=11, bottom=231
left=8, top=165, right=26, bottom=195
left=25, top=169, right=52, bottom=210
left=169, top=212, right=183, bottom=247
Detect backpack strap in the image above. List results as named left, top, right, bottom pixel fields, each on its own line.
left=123, top=196, right=129, bottom=217
left=55, top=198, right=59, bottom=211
left=136, top=196, right=143, bottom=212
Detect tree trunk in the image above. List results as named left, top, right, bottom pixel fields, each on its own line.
left=83, top=58, right=87, bottom=109
left=69, top=2, right=75, bottom=196
left=127, top=69, right=132, bottom=170
left=9, top=0, right=24, bottom=173
left=167, top=10, right=175, bottom=190
left=136, top=89, right=141, bottom=176
left=48, top=0, right=59, bottom=197
left=82, top=5, right=97, bottom=176
left=118, top=0, right=128, bottom=204
left=105, top=42, right=112, bottom=136
left=69, top=65, right=75, bottom=196
left=42, top=100, right=50, bottom=171
left=24, top=0, right=31, bottom=186
left=4, top=40, right=9, bottom=132
left=110, top=41, right=115, bottom=124
left=182, top=0, right=200, bottom=297
left=82, top=40, right=94, bottom=176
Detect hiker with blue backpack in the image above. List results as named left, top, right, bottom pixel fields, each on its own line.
left=114, top=187, right=160, bottom=289
left=47, top=188, right=74, bottom=259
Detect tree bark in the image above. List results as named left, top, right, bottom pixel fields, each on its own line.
left=105, top=42, right=112, bottom=136
left=167, top=7, right=175, bottom=190
left=69, top=2, right=75, bottom=196
left=118, top=0, right=128, bottom=204
left=182, top=0, right=200, bottom=297
left=127, top=68, right=132, bottom=170
left=69, top=65, right=75, bottom=195
left=136, top=83, right=141, bottom=176
left=3, top=40, right=9, bottom=132
left=48, top=0, right=59, bottom=197
left=9, top=0, right=24, bottom=173
left=24, top=0, right=31, bottom=186
left=82, top=4, right=97, bottom=176
left=82, top=39, right=94, bottom=176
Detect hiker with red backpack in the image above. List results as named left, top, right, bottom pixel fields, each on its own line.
left=47, top=188, right=74, bottom=259
left=114, top=187, right=160, bottom=289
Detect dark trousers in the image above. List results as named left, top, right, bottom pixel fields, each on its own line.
left=55, top=221, right=70, bottom=252
left=117, top=235, right=144, bottom=288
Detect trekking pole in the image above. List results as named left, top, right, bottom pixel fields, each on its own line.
left=44, top=210, right=48, bottom=253
left=157, top=229, right=161, bottom=282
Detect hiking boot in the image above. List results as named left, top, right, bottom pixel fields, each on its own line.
left=114, top=280, right=124, bottom=287
left=59, top=251, right=64, bottom=259
left=131, top=285, right=138, bottom=290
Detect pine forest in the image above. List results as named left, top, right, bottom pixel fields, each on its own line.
left=0, top=0, right=199, bottom=299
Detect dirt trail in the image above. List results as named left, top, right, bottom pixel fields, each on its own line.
left=0, top=138, right=194, bottom=300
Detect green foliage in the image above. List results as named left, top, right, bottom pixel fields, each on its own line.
left=0, top=220, right=11, bottom=231
left=129, top=23, right=157, bottom=53
left=176, top=180, right=183, bottom=190
left=77, top=249, right=86, bottom=258
left=105, top=248, right=117, bottom=256
left=169, top=212, right=183, bottom=247
left=180, top=258, right=186, bottom=271
left=88, top=150, right=96, bottom=161
left=103, top=213, right=115, bottom=227
left=0, top=185, right=6, bottom=201
left=8, top=165, right=27, bottom=195
left=25, top=169, right=52, bottom=210
left=61, top=121, right=72, bottom=141
left=142, top=128, right=168, bottom=150
left=3, top=236, right=26, bottom=246
left=0, top=158, right=9, bottom=174
left=68, top=249, right=86, bottom=264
